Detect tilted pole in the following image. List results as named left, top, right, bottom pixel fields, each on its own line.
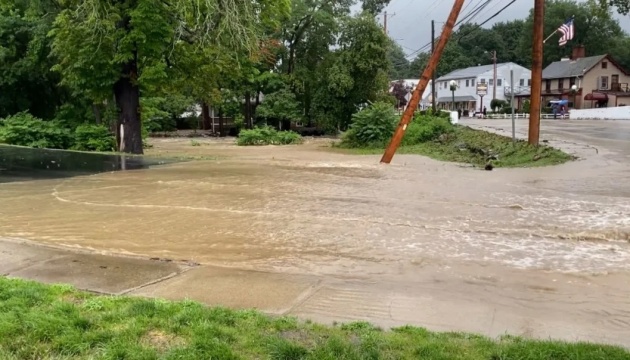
left=528, top=0, right=544, bottom=146
left=431, top=20, right=437, bottom=113
left=381, top=0, right=465, bottom=164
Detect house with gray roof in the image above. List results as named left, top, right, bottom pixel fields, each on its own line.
left=542, top=46, right=630, bottom=109
left=435, top=62, right=531, bottom=113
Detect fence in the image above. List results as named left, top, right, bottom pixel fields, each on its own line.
left=481, top=113, right=569, bottom=120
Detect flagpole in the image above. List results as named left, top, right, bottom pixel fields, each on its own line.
left=543, top=29, right=558, bottom=44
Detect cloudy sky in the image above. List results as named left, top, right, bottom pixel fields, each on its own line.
left=375, top=0, right=630, bottom=59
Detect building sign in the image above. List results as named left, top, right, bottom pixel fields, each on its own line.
left=476, top=83, right=488, bottom=96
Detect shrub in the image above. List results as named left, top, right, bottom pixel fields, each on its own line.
left=341, top=102, right=397, bottom=148
left=237, top=126, right=303, bottom=146
left=72, top=124, right=116, bottom=152
left=403, top=115, right=454, bottom=145
left=0, top=112, right=73, bottom=149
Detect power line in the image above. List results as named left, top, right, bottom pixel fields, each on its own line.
left=401, top=0, right=519, bottom=61
left=401, top=0, right=495, bottom=60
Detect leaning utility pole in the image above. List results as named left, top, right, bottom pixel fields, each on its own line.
left=381, top=0, right=465, bottom=164
left=528, top=0, right=544, bottom=146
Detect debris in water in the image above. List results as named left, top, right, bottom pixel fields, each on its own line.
left=484, top=163, right=493, bottom=171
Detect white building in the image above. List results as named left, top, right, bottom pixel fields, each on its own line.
left=389, top=79, right=434, bottom=109
left=435, top=62, right=532, bottom=112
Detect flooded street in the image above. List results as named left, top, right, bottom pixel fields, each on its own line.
left=2, top=120, right=630, bottom=346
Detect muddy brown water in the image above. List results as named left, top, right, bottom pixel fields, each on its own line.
left=1, top=121, right=630, bottom=344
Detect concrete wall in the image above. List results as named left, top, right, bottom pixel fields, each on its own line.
left=570, top=106, right=630, bottom=120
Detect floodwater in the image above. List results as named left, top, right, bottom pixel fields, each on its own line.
left=2, top=121, right=630, bottom=344
left=2, top=134, right=629, bottom=275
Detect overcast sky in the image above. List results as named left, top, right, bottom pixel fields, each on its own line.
left=373, top=0, right=630, bottom=58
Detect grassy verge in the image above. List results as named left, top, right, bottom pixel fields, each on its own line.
left=338, top=124, right=573, bottom=168
left=1, top=278, right=627, bottom=359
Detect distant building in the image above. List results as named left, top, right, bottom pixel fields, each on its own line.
left=542, top=46, right=630, bottom=109
left=389, top=79, right=433, bottom=110
left=435, top=63, right=532, bottom=112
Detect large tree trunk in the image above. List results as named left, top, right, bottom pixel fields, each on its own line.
left=92, top=104, right=102, bottom=125
left=218, top=107, right=224, bottom=136
left=245, top=91, right=252, bottom=129
left=114, top=58, right=143, bottom=154
left=201, top=102, right=211, bottom=130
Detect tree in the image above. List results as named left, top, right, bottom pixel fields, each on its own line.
left=256, top=87, right=303, bottom=129
left=390, top=80, right=408, bottom=108
left=387, top=40, right=410, bottom=80
left=519, top=0, right=625, bottom=68
left=601, top=0, right=630, bottom=14
left=50, top=0, right=289, bottom=154
left=311, top=13, right=390, bottom=131
left=0, top=0, right=65, bottom=119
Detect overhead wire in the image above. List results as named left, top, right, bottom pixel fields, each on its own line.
left=397, top=0, right=520, bottom=63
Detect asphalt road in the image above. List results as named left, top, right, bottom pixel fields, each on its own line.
left=461, top=119, right=630, bottom=160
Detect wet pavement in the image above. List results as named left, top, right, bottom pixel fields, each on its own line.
left=1, top=121, right=630, bottom=347
left=0, top=145, right=175, bottom=183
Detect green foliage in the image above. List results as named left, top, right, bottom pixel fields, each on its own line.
left=0, top=112, right=72, bottom=149
left=72, top=124, right=116, bottom=152
left=490, top=99, right=508, bottom=112
left=403, top=115, right=454, bottom=145
left=256, top=88, right=303, bottom=122
left=341, top=102, right=397, bottom=147
left=237, top=126, right=303, bottom=146
left=522, top=99, right=531, bottom=113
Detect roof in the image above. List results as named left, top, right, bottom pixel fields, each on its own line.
left=542, top=55, right=607, bottom=79
left=437, top=95, right=477, bottom=102
left=436, top=62, right=524, bottom=81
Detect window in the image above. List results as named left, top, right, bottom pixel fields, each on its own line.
left=497, top=79, right=502, bottom=86
left=600, top=76, right=609, bottom=90
left=569, top=77, right=576, bottom=87
left=480, top=78, right=486, bottom=84
left=471, top=79, right=475, bottom=86
left=558, top=78, right=564, bottom=90
left=520, top=79, right=525, bottom=86
left=612, top=74, right=620, bottom=90
left=602, top=62, right=608, bottom=69
left=545, top=79, right=551, bottom=91
left=528, top=79, right=532, bottom=86
left=489, top=79, right=494, bottom=86
left=466, top=79, right=469, bottom=87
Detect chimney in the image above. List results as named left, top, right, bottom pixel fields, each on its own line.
left=572, top=45, right=585, bottom=60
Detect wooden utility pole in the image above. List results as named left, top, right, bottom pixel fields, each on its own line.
left=383, top=11, right=395, bottom=34
left=528, top=0, right=544, bottom=146
left=431, top=20, right=437, bottom=112
left=491, top=50, right=497, bottom=100
left=380, top=0, right=465, bottom=164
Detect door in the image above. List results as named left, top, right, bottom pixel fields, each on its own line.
left=612, top=74, right=620, bottom=91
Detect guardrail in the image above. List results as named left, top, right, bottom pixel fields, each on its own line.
left=479, top=113, right=569, bottom=120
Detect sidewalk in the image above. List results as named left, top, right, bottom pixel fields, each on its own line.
left=3, top=238, right=630, bottom=348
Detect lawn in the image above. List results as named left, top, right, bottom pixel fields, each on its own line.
left=1, top=277, right=628, bottom=359
left=338, top=125, right=574, bottom=168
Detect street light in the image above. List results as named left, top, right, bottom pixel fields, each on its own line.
left=570, top=84, right=578, bottom=109
left=449, top=80, right=457, bottom=111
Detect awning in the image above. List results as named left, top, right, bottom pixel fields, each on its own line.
left=584, top=92, right=608, bottom=101
left=436, top=95, right=476, bottom=103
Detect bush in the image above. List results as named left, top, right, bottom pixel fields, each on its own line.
left=0, top=112, right=73, bottom=149
left=341, top=102, right=397, bottom=148
left=403, top=115, right=454, bottom=145
left=72, top=124, right=116, bottom=152
left=237, top=126, right=303, bottom=146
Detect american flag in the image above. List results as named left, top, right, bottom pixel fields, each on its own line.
left=558, top=18, right=575, bottom=46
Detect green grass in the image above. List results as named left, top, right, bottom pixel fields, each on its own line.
left=338, top=125, right=574, bottom=168
left=1, top=278, right=628, bottom=359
